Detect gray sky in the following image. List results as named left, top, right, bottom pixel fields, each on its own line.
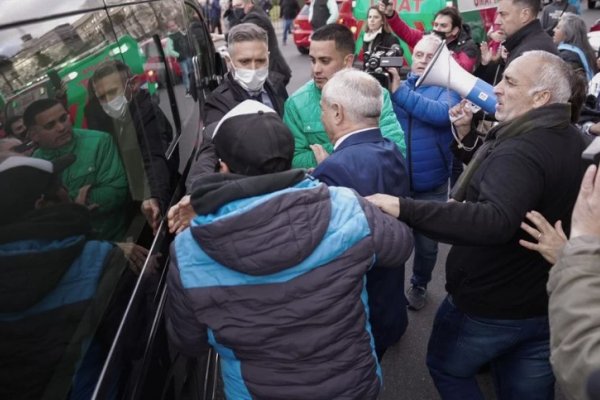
left=0, top=0, right=98, bottom=56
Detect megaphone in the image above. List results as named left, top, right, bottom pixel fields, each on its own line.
left=416, top=40, right=497, bottom=115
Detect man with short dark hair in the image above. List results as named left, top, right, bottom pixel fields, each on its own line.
left=25, top=98, right=129, bottom=240
left=477, top=0, right=558, bottom=84
left=284, top=24, right=406, bottom=169
left=368, top=51, right=588, bottom=398
left=379, top=3, right=479, bottom=72
left=165, top=100, right=413, bottom=399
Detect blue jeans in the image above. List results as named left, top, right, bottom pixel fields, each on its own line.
left=427, top=297, right=555, bottom=400
left=180, top=58, right=191, bottom=92
left=283, top=18, right=293, bottom=44
left=410, top=183, right=448, bottom=288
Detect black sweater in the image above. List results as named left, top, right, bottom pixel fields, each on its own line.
left=399, top=107, right=587, bottom=318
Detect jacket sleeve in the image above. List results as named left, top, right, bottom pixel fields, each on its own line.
left=454, top=50, right=478, bottom=74
left=89, top=135, right=130, bottom=213
left=391, top=84, right=460, bottom=127
left=135, top=103, right=174, bottom=211
left=185, top=127, right=219, bottom=193
left=165, top=246, right=210, bottom=357
left=387, top=12, right=423, bottom=48
left=285, top=98, right=319, bottom=169
left=548, top=235, right=600, bottom=400
left=326, top=0, right=339, bottom=24
left=380, top=90, right=407, bottom=157
left=398, top=143, right=546, bottom=245
left=312, top=160, right=354, bottom=190
left=357, top=195, right=413, bottom=267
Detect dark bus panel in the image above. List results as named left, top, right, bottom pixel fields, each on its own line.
left=0, top=1, right=224, bottom=399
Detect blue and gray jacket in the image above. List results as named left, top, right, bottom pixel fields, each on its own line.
left=166, top=170, right=413, bottom=400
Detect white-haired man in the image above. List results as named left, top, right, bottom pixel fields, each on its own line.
left=312, top=69, right=411, bottom=360
left=368, top=51, right=588, bottom=398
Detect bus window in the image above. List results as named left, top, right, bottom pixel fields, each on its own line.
left=0, top=6, right=152, bottom=400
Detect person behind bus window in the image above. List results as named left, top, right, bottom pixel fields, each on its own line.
left=25, top=98, right=129, bottom=241
left=89, top=61, right=179, bottom=234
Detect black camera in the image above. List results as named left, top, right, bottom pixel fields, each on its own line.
left=364, top=45, right=404, bottom=89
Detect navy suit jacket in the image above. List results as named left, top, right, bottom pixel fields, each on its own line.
left=312, top=128, right=409, bottom=198
left=311, top=128, right=411, bottom=354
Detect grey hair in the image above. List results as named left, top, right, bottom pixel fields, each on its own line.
left=321, top=69, right=383, bottom=122
left=558, top=13, right=597, bottom=72
left=522, top=50, right=571, bottom=103
left=417, top=33, right=443, bottom=49
left=227, top=22, right=268, bottom=50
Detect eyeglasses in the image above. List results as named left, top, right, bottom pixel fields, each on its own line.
left=41, top=113, right=69, bottom=130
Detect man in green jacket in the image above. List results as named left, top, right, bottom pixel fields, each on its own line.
left=284, top=24, right=406, bottom=169
left=25, top=98, right=129, bottom=241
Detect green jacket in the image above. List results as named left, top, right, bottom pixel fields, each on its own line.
left=284, top=80, right=407, bottom=169
left=34, top=128, right=129, bottom=241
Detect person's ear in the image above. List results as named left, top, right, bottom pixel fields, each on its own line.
left=450, top=26, right=460, bottom=37
left=343, top=53, right=355, bottom=68
left=533, top=90, right=551, bottom=108
left=520, top=7, right=532, bottom=23
left=219, top=160, right=231, bottom=173
left=332, top=103, right=344, bottom=125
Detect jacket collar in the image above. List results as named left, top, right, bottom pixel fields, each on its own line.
left=190, top=169, right=308, bottom=215
left=334, top=128, right=383, bottom=152
left=504, top=19, right=544, bottom=53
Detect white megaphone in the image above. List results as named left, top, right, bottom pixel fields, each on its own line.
left=416, top=40, right=497, bottom=115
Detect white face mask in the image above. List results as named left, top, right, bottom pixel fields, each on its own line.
left=101, top=94, right=129, bottom=120
left=233, top=66, right=269, bottom=93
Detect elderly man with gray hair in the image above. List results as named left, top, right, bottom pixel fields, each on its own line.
left=312, top=68, right=411, bottom=360
left=368, top=50, right=589, bottom=398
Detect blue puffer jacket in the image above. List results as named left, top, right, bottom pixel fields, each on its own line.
left=391, top=73, right=461, bottom=192
left=166, top=171, right=414, bottom=400
left=0, top=205, right=123, bottom=400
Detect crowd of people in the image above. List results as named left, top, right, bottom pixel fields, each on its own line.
left=2, top=0, right=600, bottom=398
left=163, top=0, right=600, bottom=398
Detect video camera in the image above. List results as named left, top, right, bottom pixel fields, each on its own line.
left=363, top=45, right=404, bottom=89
